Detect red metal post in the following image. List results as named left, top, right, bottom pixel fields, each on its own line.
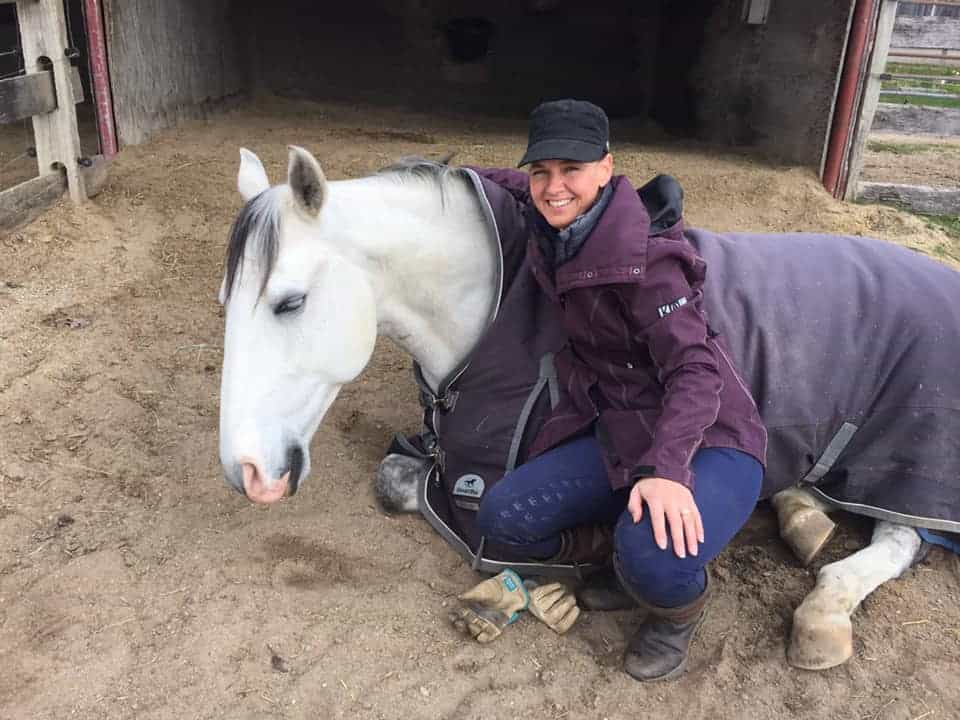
left=822, top=0, right=878, bottom=198
left=83, top=0, right=117, bottom=156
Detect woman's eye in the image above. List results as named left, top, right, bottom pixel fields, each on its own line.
left=274, top=294, right=306, bottom=315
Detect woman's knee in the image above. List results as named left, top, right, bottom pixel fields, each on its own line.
left=475, top=484, right=514, bottom=541
left=614, top=514, right=702, bottom=587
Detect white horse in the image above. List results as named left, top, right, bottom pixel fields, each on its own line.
left=219, top=146, right=927, bottom=671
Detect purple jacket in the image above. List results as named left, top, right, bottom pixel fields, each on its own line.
left=475, top=168, right=767, bottom=491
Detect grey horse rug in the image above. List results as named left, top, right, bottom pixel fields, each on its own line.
left=396, top=170, right=960, bottom=576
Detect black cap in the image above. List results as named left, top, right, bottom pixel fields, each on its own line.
left=518, top=99, right=610, bottom=167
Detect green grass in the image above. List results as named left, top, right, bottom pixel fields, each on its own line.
left=879, top=93, right=960, bottom=109
left=881, top=79, right=960, bottom=94
left=866, top=140, right=958, bottom=155
left=886, top=62, right=960, bottom=79
left=924, top=214, right=960, bottom=241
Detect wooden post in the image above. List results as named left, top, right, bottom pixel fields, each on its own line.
left=843, top=0, right=899, bottom=202
left=16, top=0, right=87, bottom=202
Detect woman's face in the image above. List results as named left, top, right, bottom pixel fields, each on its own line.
left=528, top=154, right=614, bottom=230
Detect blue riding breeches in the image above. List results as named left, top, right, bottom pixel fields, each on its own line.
left=475, top=436, right=763, bottom=607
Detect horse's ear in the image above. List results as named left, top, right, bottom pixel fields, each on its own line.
left=287, top=145, right=327, bottom=217
left=238, top=148, right=270, bottom=202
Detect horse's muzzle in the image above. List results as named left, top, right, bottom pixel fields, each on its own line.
left=234, top=444, right=304, bottom=503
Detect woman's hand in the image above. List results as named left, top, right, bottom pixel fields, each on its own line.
left=628, top=477, right=704, bottom=559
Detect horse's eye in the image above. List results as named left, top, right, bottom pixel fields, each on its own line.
left=274, top=294, right=306, bottom=316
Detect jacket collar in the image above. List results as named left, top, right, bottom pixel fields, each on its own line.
left=548, top=175, right=653, bottom=292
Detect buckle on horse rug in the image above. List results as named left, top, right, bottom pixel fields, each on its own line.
left=419, top=388, right=460, bottom=412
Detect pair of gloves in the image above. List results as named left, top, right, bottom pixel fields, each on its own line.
left=450, top=569, right=580, bottom=643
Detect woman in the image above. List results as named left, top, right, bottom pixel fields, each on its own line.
left=466, top=99, right=768, bottom=682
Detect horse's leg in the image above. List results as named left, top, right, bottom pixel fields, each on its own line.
left=374, top=454, right=428, bottom=513
left=787, top=520, right=922, bottom=670
left=771, top=487, right=837, bottom=566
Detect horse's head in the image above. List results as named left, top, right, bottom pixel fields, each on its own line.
left=218, top=147, right=378, bottom=503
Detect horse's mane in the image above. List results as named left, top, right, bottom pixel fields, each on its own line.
left=223, top=157, right=469, bottom=302
left=224, top=186, right=283, bottom=303
left=377, top=155, right=466, bottom=186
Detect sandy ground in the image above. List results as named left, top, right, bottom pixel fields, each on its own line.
left=1, top=99, right=959, bottom=720
left=861, top=132, right=960, bottom=188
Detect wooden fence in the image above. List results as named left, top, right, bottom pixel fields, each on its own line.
left=0, top=0, right=105, bottom=231
left=854, top=4, right=960, bottom=215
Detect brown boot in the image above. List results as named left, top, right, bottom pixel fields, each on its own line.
left=550, top=524, right=614, bottom=565
left=576, top=566, right=637, bottom=611
left=618, top=564, right=711, bottom=682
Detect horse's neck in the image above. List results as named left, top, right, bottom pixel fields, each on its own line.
left=326, top=174, right=499, bottom=391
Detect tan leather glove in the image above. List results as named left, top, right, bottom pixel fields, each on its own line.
left=450, top=569, right=529, bottom=643
left=525, top=580, right=580, bottom=635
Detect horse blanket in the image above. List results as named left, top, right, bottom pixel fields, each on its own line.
left=404, top=171, right=960, bottom=575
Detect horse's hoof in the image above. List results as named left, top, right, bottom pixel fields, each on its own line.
left=374, top=454, right=429, bottom=513
left=781, top=508, right=837, bottom=566
left=787, top=600, right=853, bottom=670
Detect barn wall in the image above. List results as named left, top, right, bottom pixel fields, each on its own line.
left=105, top=0, right=855, bottom=166
left=243, top=0, right=659, bottom=119
left=690, top=0, right=855, bottom=165
left=104, top=0, right=248, bottom=146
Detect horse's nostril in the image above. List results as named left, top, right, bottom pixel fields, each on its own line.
left=287, top=446, right=304, bottom=495
left=241, top=463, right=258, bottom=495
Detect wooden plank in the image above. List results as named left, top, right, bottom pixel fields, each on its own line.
left=881, top=72, right=960, bottom=80
left=0, top=71, right=56, bottom=124
left=0, top=67, right=85, bottom=125
left=881, top=89, right=960, bottom=98
left=79, top=153, right=111, bottom=197
left=857, top=181, right=960, bottom=215
left=887, top=48, right=960, bottom=60
left=844, top=0, right=898, bottom=201
left=0, top=173, right=64, bottom=233
left=17, top=0, right=86, bottom=202
left=873, top=101, right=960, bottom=133
left=892, top=17, right=960, bottom=50
left=0, top=154, right=109, bottom=232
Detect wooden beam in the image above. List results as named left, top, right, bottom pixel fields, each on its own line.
left=17, top=0, right=86, bottom=202
left=0, top=71, right=56, bottom=124
left=0, top=67, right=85, bottom=125
left=858, top=181, right=960, bottom=215
left=844, top=0, right=898, bottom=201
left=0, top=173, right=64, bottom=233
left=0, top=154, right=111, bottom=231
left=892, top=17, right=960, bottom=50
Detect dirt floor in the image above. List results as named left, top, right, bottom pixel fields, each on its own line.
left=2, top=99, right=959, bottom=720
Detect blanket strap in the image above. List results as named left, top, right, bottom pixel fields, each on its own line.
left=801, top=421, right=858, bottom=484
left=505, top=353, right=558, bottom=472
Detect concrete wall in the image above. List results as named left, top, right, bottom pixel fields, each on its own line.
left=104, top=0, right=248, bottom=146
left=690, top=0, right=855, bottom=164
